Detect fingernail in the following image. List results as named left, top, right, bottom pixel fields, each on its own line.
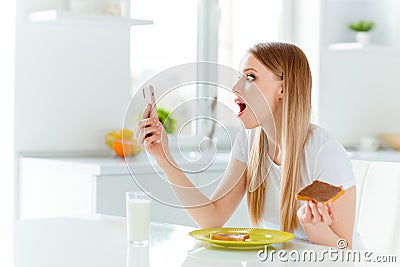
left=158, top=126, right=163, bottom=129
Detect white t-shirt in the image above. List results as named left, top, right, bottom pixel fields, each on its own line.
left=231, top=124, right=356, bottom=240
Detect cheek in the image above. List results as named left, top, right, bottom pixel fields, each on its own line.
left=260, top=86, right=281, bottom=112
left=249, top=87, right=273, bottom=113
left=245, top=97, right=272, bottom=125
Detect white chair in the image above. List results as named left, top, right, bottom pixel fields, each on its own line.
left=352, top=159, right=400, bottom=255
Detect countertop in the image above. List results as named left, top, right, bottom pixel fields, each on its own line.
left=19, top=149, right=400, bottom=177
left=19, top=150, right=232, bottom=176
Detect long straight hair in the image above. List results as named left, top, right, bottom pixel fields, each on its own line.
left=246, top=43, right=312, bottom=233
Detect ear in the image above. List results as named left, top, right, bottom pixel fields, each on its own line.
left=278, top=86, right=284, bottom=99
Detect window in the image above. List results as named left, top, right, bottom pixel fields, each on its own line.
left=216, top=0, right=284, bottom=132
left=130, top=0, right=198, bottom=135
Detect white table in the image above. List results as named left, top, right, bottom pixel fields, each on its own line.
left=15, top=215, right=365, bottom=267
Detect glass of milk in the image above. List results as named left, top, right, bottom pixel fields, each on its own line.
left=126, top=191, right=151, bottom=246
left=127, top=244, right=149, bottom=267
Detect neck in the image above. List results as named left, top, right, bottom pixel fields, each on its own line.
left=261, top=124, right=282, bottom=165
left=261, top=112, right=282, bottom=165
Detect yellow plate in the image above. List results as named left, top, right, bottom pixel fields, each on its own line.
left=189, top=227, right=294, bottom=249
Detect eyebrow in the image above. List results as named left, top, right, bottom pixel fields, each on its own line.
left=242, top=67, right=258, bottom=73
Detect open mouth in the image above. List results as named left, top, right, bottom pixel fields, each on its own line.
left=235, top=98, right=247, bottom=117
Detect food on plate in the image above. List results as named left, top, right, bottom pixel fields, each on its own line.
left=295, top=180, right=344, bottom=204
left=210, top=233, right=250, bottom=241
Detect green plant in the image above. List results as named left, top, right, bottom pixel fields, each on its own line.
left=157, top=107, right=176, bottom=134
left=348, top=20, right=375, bottom=32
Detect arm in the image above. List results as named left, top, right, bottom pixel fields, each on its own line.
left=297, top=186, right=356, bottom=248
left=157, top=156, right=247, bottom=228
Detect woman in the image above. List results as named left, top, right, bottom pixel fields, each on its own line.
left=136, top=42, right=356, bottom=248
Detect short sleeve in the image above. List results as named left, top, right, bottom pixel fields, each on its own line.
left=230, top=128, right=249, bottom=164
left=313, top=141, right=355, bottom=189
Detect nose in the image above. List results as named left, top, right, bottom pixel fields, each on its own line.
left=232, top=73, right=245, bottom=94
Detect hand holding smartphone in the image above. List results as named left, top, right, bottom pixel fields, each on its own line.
left=142, top=85, right=157, bottom=118
left=137, top=84, right=169, bottom=158
left=140, top=85, right=161, bottom=144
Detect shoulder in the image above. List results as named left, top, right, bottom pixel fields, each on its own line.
left=305, top=124, right=344, bottom=158
left=304, top=124, right=334, bottom=168
left=304, top=124, right=355, bottom=189
left=306, top=124, right=338, bottom=148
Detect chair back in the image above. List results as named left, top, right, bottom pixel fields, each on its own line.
left=352, top=159, right=400, bottom=255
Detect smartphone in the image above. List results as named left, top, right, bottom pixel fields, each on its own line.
left=142, top=85, right=157, bottom=118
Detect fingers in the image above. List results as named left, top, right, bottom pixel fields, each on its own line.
left=137, top=127, right=162, bottom=145
left=149, top=104, right=158, bottom=119
left=135, top=103, right=164, bottom=151
left=327, top=202, right=337, bottom=221
left=296, top=204, right=305, bottom=220
left=317, top=203, right=332, bottom=225
left=138, top=117, right=159, bottom=129
left=303, top=201, right=336, bottom=225
left=143, top=132, right=161, bottom=146
left=141, top=103, right=152, bottom=119
left=297, top=203, right=312, bottom=224
left=308, top=201, right=322, bottom=224
left=304, top=202, right=312, bottom=222
left=136, top=117, right=162, bottom=143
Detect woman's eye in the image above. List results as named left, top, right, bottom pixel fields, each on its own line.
left=246, top=74, right=255, bottom=81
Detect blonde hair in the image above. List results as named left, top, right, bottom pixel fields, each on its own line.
left=246, top=42, right=312, bottom=233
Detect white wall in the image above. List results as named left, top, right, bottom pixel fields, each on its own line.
left=294, top=0, right=400, bottom=147
left=318, top=0, right=400, bottom=147
left=319, top=48, right=400, bottom=146
left=0, top=1, right=16, bottom=265
left=15, top=0, right=132, bottom=153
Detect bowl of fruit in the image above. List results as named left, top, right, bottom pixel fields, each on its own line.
left=106, top=129, right=142, bottom=158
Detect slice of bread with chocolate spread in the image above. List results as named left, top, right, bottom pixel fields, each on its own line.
left=296, top=180, right=344, bottom=204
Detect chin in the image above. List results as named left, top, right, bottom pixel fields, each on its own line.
left=239, top=117, right=259, bottom=129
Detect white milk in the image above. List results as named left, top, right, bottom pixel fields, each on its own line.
left=126, top=199, right=151, bottom=244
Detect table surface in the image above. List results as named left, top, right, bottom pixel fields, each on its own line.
left=15, top=215, right=367, bottom=267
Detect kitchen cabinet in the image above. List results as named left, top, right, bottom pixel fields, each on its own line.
left=19, top=152, right=250, bottom=227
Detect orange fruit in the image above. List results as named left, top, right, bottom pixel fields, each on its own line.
left=113, top=139, right=134, bottom=158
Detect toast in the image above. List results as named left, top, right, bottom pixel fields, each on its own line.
left=210, top=233, right=250, bottom=241
left=296, top=180, right=344, bottom=204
